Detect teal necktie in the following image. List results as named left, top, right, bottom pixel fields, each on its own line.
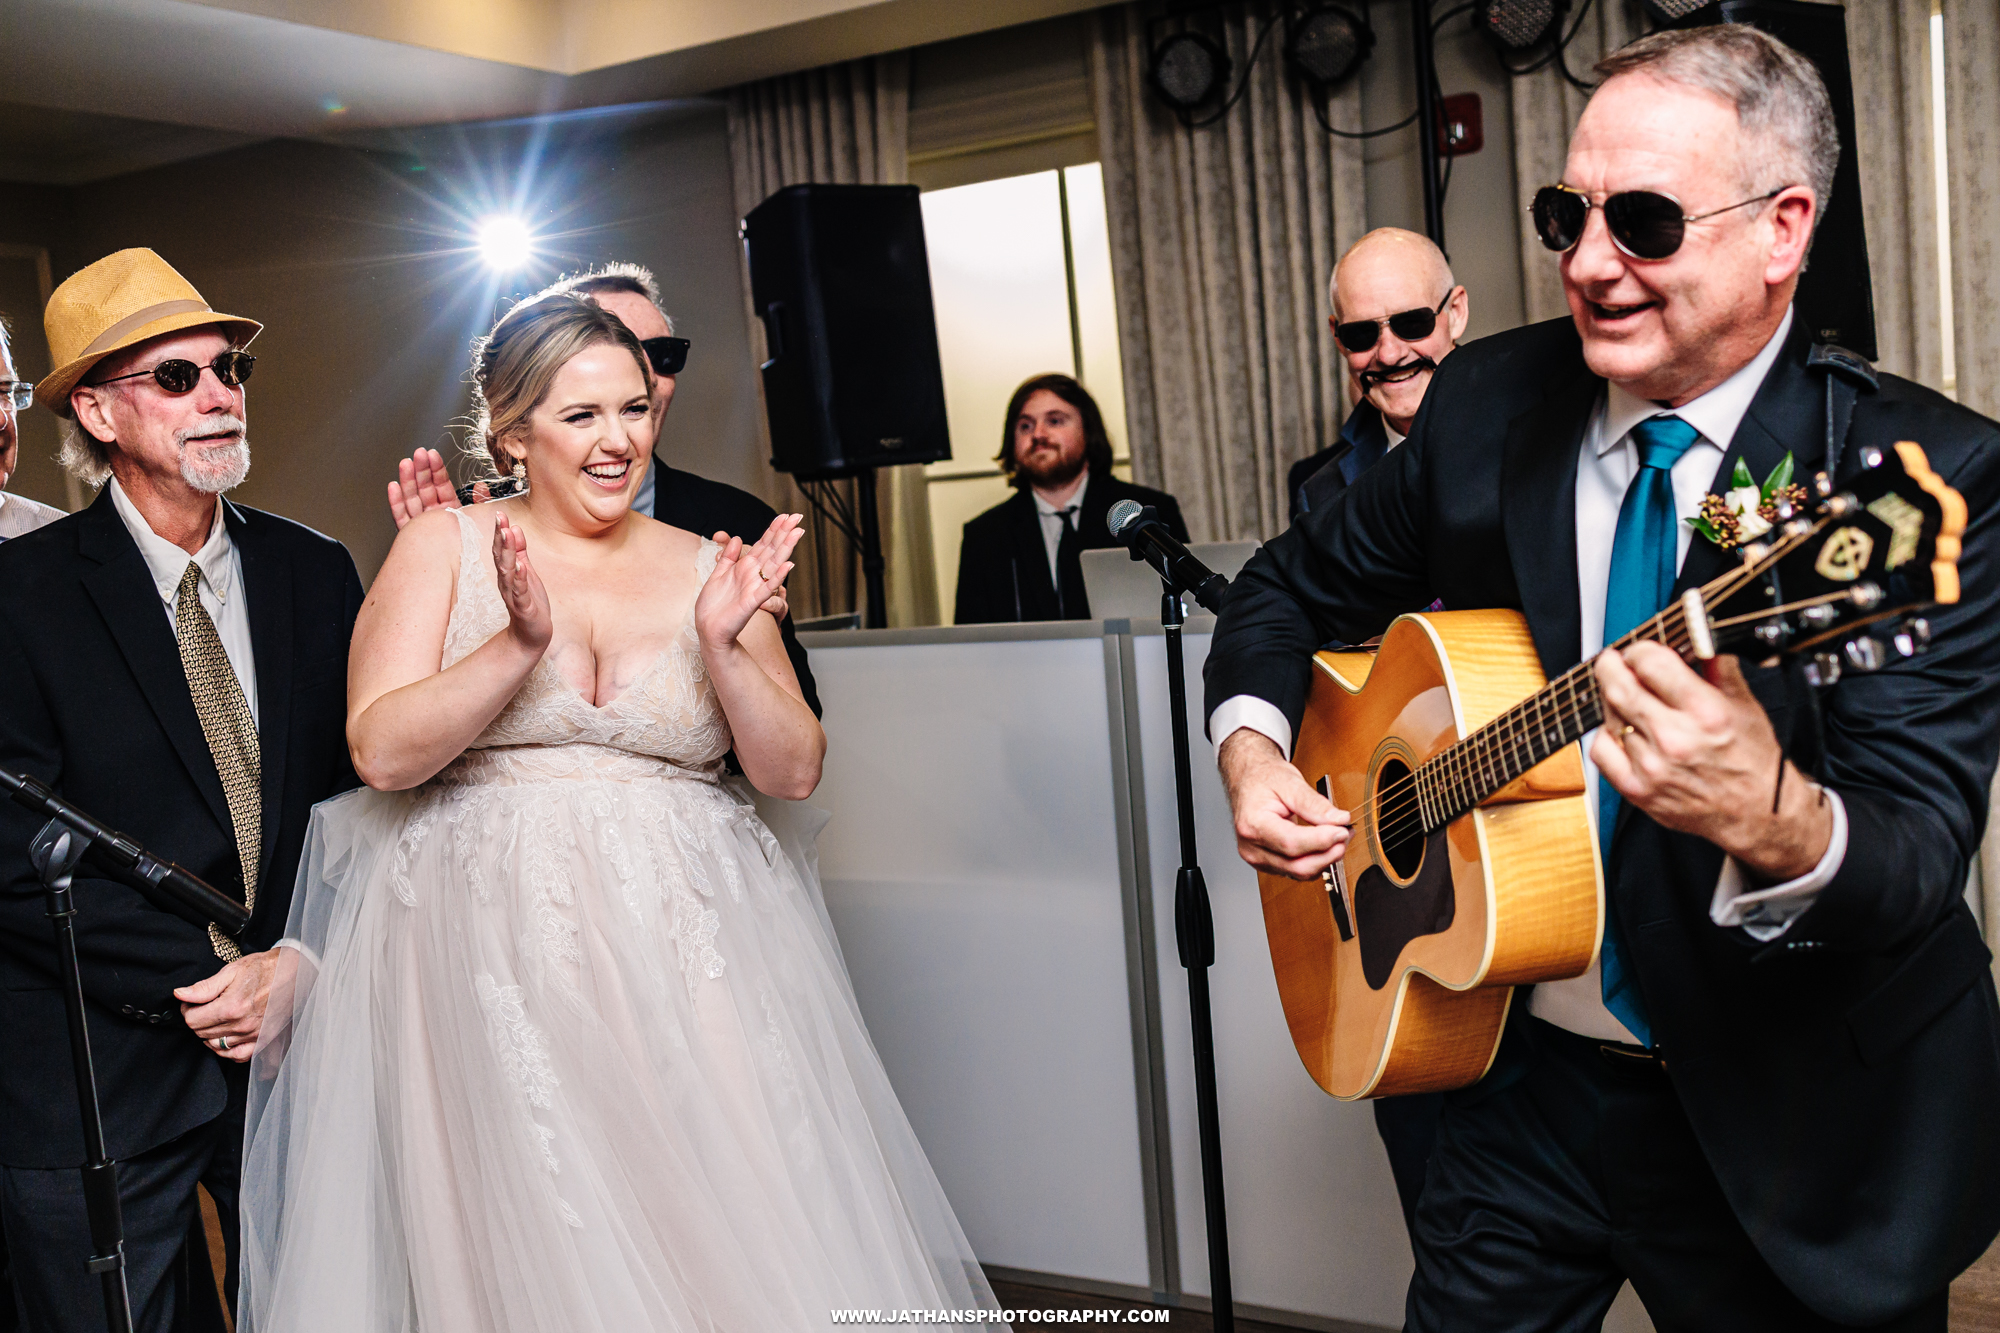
left=1597, top=414, right=1701, bottom=1047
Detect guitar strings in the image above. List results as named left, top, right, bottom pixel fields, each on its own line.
left=1338, top=521, right=1817, bottom=857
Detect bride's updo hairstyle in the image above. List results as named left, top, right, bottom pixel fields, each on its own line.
left=466, top=292, right=654, bottom=478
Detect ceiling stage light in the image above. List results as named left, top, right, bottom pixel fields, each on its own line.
left=1150, top=30, right=1231, bottom=112
left=1475, top=0, right=1569, bottom=52
left=475, top=216, right=534, bottom=271
left=1287, top=5, right=1375, bottom=89
left=1642, top=0, right=1717, bottom=21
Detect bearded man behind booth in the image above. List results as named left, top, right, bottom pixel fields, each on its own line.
left=954, top=373, right=1189, bottom=624
left=0, top=249, right=362, bottom=1332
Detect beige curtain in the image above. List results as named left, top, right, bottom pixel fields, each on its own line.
left=1089, top=0, right=1368, bottom=543
left=1847, top=0, right=1947, bottom=387
left=1942, top=0, right=2000, bottom=963
left=1507, top=0, right=1647, bottom=325
left=725, top=54, right=941, bottom=627
left=1945, top=0, right=2000, bottom=420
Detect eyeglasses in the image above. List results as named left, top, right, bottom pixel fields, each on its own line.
left=86, top=351, right=256, bottom=394
left=1530, top=184, right=1787, bottom=261
left=640, top=337, right=689, bottom=378
left=0, top=382, right=32, bottom=413
left=1333, top=292, right=1454, bottom=354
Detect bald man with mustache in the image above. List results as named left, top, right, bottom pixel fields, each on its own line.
left=1288, top=228, right=1469, bottom=522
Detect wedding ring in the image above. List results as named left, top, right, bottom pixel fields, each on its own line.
left=1620, top=725, right=1636, bottom=737
left=214, top=1035, right=230, bottom=1051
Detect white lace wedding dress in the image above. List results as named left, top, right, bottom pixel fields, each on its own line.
left=241, top=511, right=998, bottom=1331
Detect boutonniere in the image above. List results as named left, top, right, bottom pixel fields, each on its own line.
left=1689, top=453, right=1810, bottom=550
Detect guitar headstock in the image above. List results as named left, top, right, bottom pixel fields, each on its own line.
left=1693, top=442, right=1966, bottom=683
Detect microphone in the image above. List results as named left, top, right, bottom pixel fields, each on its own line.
left=1107, top=499, right=1228, bottom=613
left=1, top=766, right=251, bottom=935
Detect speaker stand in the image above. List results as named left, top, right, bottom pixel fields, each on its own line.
left=855, top=467, right=888, bottom=630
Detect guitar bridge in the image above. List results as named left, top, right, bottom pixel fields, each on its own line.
left=1319, top=776, right=1354, bottom=942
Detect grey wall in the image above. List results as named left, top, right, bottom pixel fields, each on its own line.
left=1, top=101, right=764, bottom=582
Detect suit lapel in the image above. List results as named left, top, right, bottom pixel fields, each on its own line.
left=1502, top=361, right=1599, bottom=678
left=75, top=493, right=232, bottom=832
left=1673, top=329, right=1824, bottom=598
left=229, top=501, right=292, bottom=892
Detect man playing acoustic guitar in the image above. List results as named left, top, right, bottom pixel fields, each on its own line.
left=1209, top=25, right=2000, bottom=1332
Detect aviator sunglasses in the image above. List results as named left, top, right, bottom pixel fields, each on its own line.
left=1333, top=291, right=1454, bottom=354
left=86, top=350, right=256, bottom=394
left=1531, top=183, right=1787, bottom=261
left=640, top=336, right=690, bottom=378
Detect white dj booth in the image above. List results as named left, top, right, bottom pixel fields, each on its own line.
left=795, top=618, right=1410, bottom=1332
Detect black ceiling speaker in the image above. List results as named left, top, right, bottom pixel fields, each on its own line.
left=1287, top=4, right=1376, bottom=87
left=1150, top=30, right=1232, bottom=111
left=1475, top=0, right=1569, bottom=51
left=1665, top=0, right=1877, bottom=359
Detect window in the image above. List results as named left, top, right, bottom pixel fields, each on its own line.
left=921, top=163, right=1128, bottom=618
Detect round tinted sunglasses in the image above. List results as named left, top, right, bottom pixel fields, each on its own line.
left=1333, top=291, right=1454, bottom=354
left=87, top=350, right=256, bottom=394
left=1531, top=184, right=1786, bottom=261
left=640, top=336, right=689, bottom=378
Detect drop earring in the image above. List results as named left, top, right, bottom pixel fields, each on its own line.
left=511, top=459, right=526, bottom=482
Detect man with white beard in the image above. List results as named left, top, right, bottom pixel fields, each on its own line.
left=0, top=248, right=363, bottom=1332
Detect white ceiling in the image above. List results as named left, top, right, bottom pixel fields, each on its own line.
left=0, top=0, right=1105, bottom=183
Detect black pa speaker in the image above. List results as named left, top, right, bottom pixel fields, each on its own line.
left=1667, top=0, right=1877, bottom=360
left=741, top=184, right=952, bottom=480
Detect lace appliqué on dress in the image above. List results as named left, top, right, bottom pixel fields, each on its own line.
left=475, top=973, right=583, bottom=1229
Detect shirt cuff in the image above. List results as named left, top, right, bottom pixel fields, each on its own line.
left=272, top=937, right=322, bottom=971
left=1710, top=788, right=1848, bottom=942
left=1209, top=695, right=1293, bottom=759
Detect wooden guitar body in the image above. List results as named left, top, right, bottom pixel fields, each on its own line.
left=1258, top=610, right=1603, bottom=1100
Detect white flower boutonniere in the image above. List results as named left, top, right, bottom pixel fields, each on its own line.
left=1689, top=453, right=1809, bottom=551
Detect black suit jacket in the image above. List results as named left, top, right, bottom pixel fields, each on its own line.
left=0, top=491, right=363, bottom=1168
left=649, top=461, right=820, bottom=718
left=1287, top=400, right=1391, bottom=524
left=1206, top=317, right=2000, bottom=1323
left=954, top=470, right=1190, bottom=624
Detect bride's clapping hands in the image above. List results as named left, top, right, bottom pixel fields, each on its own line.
left=696, top=514, right=804, bottom=654
left=492, top=511, right=553, bottom=654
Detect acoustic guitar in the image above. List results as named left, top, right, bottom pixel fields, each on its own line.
left=1259, top=442, right=1967, bottom=1100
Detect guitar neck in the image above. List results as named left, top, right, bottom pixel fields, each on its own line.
left=1414, top=605, right=1695, bottom=830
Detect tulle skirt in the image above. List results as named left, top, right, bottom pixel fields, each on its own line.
left=240, top=745, right=998, bottom=1331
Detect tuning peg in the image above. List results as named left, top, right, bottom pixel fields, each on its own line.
left=1893, top=617, right=1932, bottom=658
left=1860, top=446, right=1885, bottom=470
left=1754, top=621, right=1787, bottom=647
left=1798, top=604, right=1839, bottom=629
left=1804, top=653, right=1842, bottom=688
left=1812, top=470, right=1834, bottom=500
left=1845, top=637, right=1888, bottom=672
left=1847, top=582, right=1885, bottom=610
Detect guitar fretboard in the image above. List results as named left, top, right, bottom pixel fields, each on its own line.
left=1408, top=604, right=1694, bottom=833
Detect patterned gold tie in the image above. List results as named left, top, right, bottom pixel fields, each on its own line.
left=174, top=560, right=260, bottom=962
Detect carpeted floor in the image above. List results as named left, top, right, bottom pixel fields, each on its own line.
left=991, top=1234, right=2000, bottom=1333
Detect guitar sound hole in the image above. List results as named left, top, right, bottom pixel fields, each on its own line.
left=1374, top=757, right=1425, bottom=878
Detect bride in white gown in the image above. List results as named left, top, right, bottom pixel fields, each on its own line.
left=240, top=294, right=999, bottom=1330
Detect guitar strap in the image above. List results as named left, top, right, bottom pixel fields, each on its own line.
left=1776, top=344, right=1881, bottom=786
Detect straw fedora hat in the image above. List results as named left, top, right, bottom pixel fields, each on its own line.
left=36, top=248, right=261, bottom=416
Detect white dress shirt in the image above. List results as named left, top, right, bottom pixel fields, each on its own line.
left=0, top=490, right=66, bottom=540
left=1212, top=306, right=1846, bottom=1045
left=1034, top=471, right=1090, bottom=589
left=108, top=479, right=259, bottom=727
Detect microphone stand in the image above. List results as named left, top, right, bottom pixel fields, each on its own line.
left=2, top=767, right=247, bottom=1333
left=27, top=823, right=133, bottom=1333
left=1159, top=581, right=1235, bottom=1331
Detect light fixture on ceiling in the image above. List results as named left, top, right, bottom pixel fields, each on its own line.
left=1149, top=30, right=1232, bottom=113
left=474, top=215, right=535, bottom=271
left=1287, top=4, right=1375, bottom=89
left=1474, top=0, right=1569, bottom=52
